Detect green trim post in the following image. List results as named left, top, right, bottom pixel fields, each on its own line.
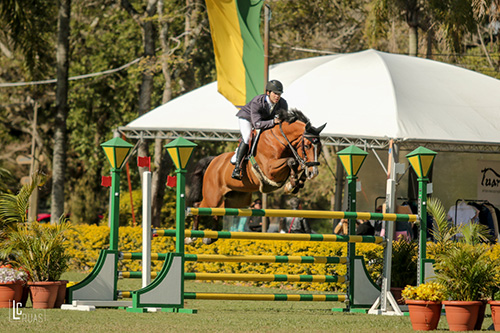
left=164, top=137, right=197, bottom=313
left=175, top=168, right=187, bottom=254
left=346, top=174, right=357, bottom=311
left=417, top=176, right=428, bottom=285
left=109, top=169, right=121, bottom=251
left=337, top=145, right=368, bottom=312
left=101, top=137, right=133, bottom=251
left=406, top=146, right=436, bottom=286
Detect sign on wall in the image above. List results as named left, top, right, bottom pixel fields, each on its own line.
left=477, top=160, right=500, bottom=207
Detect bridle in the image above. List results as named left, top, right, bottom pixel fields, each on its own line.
left=277, top=122, right=321, bottom=178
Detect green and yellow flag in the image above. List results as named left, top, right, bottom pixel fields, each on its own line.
left=206, top=0, right=264, bottom=108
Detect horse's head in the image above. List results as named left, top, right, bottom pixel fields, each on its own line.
left=301, top=122, right=326, bottom=179
left=277, top=109, right=326, bottom=180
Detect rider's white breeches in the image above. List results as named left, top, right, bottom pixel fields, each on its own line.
left=238, top=118, right=252, bottom=144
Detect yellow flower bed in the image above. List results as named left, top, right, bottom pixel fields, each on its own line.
left=402, top=282, right=446, bottom=301
left=66, top=226, right=500, bottom=293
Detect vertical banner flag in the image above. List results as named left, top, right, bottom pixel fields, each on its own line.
left=206, top=0, right=264, bottom=108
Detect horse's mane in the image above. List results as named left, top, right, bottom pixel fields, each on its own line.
left=276, top=108, right=310, bottom=125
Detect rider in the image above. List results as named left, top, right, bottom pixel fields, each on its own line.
left=231, top=80, right=288, bottom=180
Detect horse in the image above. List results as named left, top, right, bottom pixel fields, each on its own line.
left=186, top=109, right=325, bottom=233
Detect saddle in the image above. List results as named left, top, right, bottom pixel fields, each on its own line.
left=231, top=129, right=262, bottom=165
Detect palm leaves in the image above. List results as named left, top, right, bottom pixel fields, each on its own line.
left=0, top=218, right=70, bottom=281
left=428, top=196, right=500, bottom=301
left=0, top=174, right=43, bottom=242
left=434, top=243, right=499, bottom=301
left=427, top=196, right=459, bottom=255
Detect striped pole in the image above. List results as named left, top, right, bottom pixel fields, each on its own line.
left=187, top=207, right=418, bottom=222
left=119, top=271, right=345, bottom=283
left=121, top=291, right=346, bottom=302
left=184, top=292, right=347, bottom=302
left=120, top=252, right=168, bottom=260
left=184, top=273, right=345, bottom=283
left=185, top=254, right=347, bottom=264
left=154, top=229, right=384, bottom=244
left=120, top=252, right=346, bottom=264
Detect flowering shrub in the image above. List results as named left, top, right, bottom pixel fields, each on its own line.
left=402, top=282, right=446, bottom=302
left=0, top=265, right=28, bottom=283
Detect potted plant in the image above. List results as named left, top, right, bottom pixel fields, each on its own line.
left=1, top=219, right=71, bottom=308
left=489, top=290, right=500, bottom=331
left=0, top=264, right=28, bottom=308
left=402, top=282, right=446, bottom=331
left=428, top=197, right=499, bottom=331
left=0, top=175, right=71, bottom=308
left=390, top=238, right=418, bottom=304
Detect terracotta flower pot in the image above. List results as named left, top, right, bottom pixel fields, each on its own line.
left=28, top=281, right=59, bottom=309
left=0, top=281, right=23, bottom=308
left=20, top=283, right=29, bottom=307
left=390, top=287, right=405, bottom=305
left=54, top=280, right=68, bottom=308
left=474, top=300, right=487, bottom=330
left=406, top=300, right=442, bottom=331
left=488, top=300, right=500, bottom=331
left=443, top=300, right=481, bottom=331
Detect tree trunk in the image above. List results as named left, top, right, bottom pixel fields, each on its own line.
left=150, top=0, right=173, bottom=227
left=408, top=25, right=418, bottom=56
left=425, top=27, right=434, bottom=59
left=50, top=0, right=71, bottom=224
left=137, top=0, right=158, bottom=174
left=151, top=140, right=172, bottom=227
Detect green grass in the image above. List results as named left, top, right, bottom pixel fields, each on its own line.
left=1, top=271, right=494, bottom=332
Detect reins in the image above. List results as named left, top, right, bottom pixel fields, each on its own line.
left=278, top=122, right=320, bottom=172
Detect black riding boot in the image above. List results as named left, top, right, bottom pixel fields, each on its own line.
left=231, top=142, right=249, bottom=180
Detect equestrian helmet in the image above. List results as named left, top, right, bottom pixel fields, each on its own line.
left=266, top=80, right=284, bottom=94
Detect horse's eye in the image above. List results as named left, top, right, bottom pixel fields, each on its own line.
left=304, top=145, right=311, bottom=149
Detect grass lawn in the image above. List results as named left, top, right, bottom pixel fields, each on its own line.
left=0, top=271, right=494, bottom=332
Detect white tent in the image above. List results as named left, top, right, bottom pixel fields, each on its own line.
left=121, top=49, right=500, bottom=152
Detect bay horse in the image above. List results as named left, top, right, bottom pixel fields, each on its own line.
left=186, top=109, right=326, bottom=233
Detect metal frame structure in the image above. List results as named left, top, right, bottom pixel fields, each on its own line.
left=118, top=127, right=500, bottom=153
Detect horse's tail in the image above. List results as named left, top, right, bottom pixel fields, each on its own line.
left=186, top=156, right=215, bottom=206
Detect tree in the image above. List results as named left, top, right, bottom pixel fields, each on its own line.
left=366, top=0, right=427, bottom=56
left=51, top=0, right=71, bottom=224
left=0, top=0, right=55, bottom=78
left=121, top=0, right=158, bottom=171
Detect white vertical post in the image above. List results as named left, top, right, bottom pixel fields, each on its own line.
left=369, top=141, right=402, bottom=315
left=142, top=171, right=152, bottom=288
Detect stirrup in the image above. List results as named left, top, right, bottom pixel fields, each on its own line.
left=231, top=167, right=242, bottom=180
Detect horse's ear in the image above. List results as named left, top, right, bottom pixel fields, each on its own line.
left=316, top=123, right=326, bottom=134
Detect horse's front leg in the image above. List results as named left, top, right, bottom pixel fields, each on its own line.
left=284, top=158, right=302, bottom=194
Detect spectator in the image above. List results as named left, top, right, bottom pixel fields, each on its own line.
left=356, top=219, right=375, bottom=235
left=247, top=199, right=263, bottom=232
left=279, top=198, right=311, bottom=234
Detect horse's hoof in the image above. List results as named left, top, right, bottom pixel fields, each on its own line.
left=185, top=237, right=198, bottom=245
left=202, top=237, right=217, bottom=245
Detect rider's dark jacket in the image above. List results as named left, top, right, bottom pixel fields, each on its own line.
left=236, top=94, right=288, bottom=130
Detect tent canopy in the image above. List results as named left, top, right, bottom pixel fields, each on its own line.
left=121, top=49, right=500, bottom=152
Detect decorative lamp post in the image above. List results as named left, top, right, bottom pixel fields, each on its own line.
left=337, top=145, right=368, bottom=310
left=101, top=137, right=134, bottom=251
left=165, top=137, right=197, bottom=253
left=406, top=146, right=437, bottom=285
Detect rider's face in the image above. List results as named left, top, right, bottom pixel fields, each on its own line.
left=268, top=91, right=281, bottom=104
